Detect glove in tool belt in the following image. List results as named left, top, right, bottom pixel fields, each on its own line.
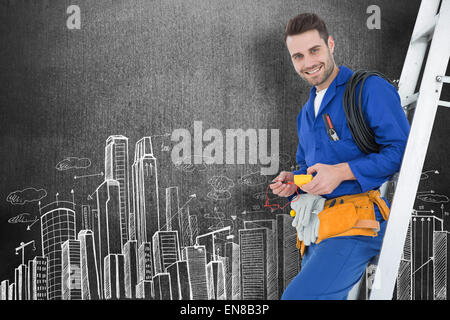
left=296, top=190, right=390, bottom=257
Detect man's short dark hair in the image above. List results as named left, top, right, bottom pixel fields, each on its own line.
left=284, top=13, right=329, bottom=44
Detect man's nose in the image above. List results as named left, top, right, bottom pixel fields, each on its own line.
left=302, top=55, right=315, bottom=71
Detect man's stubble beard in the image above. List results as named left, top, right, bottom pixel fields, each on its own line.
left=300, top=51, right=336, bottom=88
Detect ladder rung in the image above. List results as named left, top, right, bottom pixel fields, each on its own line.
left=410, top=13, right=439, bottom=43
left=404, top=98, right=450, bottom=110
left=401, top=92, right=419, bottom=107
left=439, top=100, right=450, bottom=108
left=436, top=75, right=450, bottom=83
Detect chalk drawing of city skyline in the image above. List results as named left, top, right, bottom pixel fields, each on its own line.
left=1, top=133, right=449, bottom=300
left=0, top=134, right=302, bottom=300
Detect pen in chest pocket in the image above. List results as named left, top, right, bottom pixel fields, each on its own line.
left=322, top=113, right=340, bottom=141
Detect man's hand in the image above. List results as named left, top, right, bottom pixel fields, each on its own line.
left=269, top=171, right=298, bottom=197
left=301, top=163, right=356, bottom=195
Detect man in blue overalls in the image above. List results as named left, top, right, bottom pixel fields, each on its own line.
left=270, top=13, right=410, bottom=299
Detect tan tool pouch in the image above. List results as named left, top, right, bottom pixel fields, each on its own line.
left=296, top=190, right=389, bottom=257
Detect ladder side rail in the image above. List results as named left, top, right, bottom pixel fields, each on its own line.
left=369, top=0, right=450, bottom=300
left=381, top=0, right=439, bottom=200
left=397, top=0, right=441, bottom=105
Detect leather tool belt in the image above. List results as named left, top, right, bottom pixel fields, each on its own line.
left=296, top=190, right=390, bottom=257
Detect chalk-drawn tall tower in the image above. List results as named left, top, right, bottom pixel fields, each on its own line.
left=132, top=137, right=160, bottom=245
left=40, top=202, right=76, bottom=300
left=78, top=230, right=101, bottom=300
left=165, top=186, right=180, bottom=235
left=61, top=239, right=82, bottom=300
left=433, top=230, right=449, bottom=300
left=182, top=245, right=208, bottom=300
left=275, top=214, right=300, bottom=299
left=105, top=135, right=131, bottom=248
left=93, top=179, right=122, bottom=298
left=397, top=214, right=444, bottom=300
left=152, top=231, right=180, bottom=274
left=28, top=256, right=48, bottom=300
left=239, top=226, right=277, bottom=300
left=411, top=215, right=443, bottom=300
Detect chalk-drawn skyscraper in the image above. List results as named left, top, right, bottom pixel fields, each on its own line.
left=239, top=227, right=277, bottom=300
left=165, top=186, right=180, bottom=234
left=206, top=260, right=226, bottom=300
left=103, top=254, right=126, bottom=300
left=78, top=230, right=101, bottom=300
left=243, top=220, right=278, bottom=299
left=275, top=214, right=300, bottom=299
left=223, top=241, right=240, bottom=300
left=433, top=230, right=449, bottom=300
left=411, top=215, right=443, bottom=300
left=153, top=231, right=180, bottom=274
left=138, top=242, right=153, bottom=281
left=94, top=179, right=122, bottom=298
left=179, top=206, right=193, bottom=248
left=166, top=260, right=190, bottom=300
left=132, top=137, right=160, bottom=245
left=40, top=202, right=76, bottom=300
left=397, top=220, right=413, bottom=300
left=182, top=245, right=208, bottom=300
left=123, top=240, right=138, bottom=299
left=0, top=280, right=9, bottom=300
left=397, top=214, right=444, bottom=300
left=105, top=135, right=131, bottom=248
left=14, top=264, right=27, bottom=300
left=61, top=239, right=82, bottom=300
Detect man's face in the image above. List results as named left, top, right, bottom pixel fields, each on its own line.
left=286, top=29, right=336, bottom=89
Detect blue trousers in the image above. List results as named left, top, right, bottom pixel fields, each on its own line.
left=281, top=199, right=388, bottom=300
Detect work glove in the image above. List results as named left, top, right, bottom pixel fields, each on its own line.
left=299, top=211, right=321, bottom=246
left=291, top=193, right=326, bottom=228
left=291, top=194, right=325, bottom=245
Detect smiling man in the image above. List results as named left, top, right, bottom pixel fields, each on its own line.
left=270, top=13, right=410, bottom=299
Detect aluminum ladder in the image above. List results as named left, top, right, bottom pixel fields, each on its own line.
left=368, top=0, right=450, bottom=300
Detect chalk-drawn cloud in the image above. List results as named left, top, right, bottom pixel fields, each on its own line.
left=56, top=157, right=91, bottom=171
left=279, top=152, right=294, bottom=166
left=174, top=155, right=208, bottom=173
left=207, top=190, right=232, bottom=201
left=252, top=192, right=267, bottom=201
left=208, top=176, right=234, bottom=191
left=238, top=172, right=267, bottom=186
left=8, top=213, right=38, bottom=224
left=7, top=187, right=47, bottom=205
left=175, top=162, right=207, bottom=173
left=417, top=194, right=449, bottom=204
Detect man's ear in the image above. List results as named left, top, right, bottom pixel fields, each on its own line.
left=327, top=35, right=335, bottom=54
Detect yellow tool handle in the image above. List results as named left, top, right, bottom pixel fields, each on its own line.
left=290, top=174, right=313, bottom=217
left=294, top=174, right=313, bottom=188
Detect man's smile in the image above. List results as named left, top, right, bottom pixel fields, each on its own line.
left=304, top=65, right=323, bottom=76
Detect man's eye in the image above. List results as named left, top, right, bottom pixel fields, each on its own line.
left=311, top=48, right=318, bottom=53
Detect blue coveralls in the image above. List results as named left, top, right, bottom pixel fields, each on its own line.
left=281, top=65, right=410, bottom=300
